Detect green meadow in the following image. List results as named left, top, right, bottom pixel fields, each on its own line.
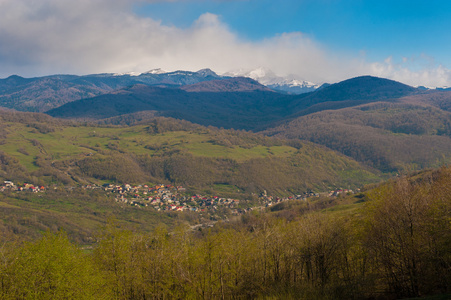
left=0, top=114, right=381, bottom=194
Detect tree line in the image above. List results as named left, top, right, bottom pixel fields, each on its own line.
left=0, top=166, right=449, bottom=299
left=266, top=103, right=451, bottom=172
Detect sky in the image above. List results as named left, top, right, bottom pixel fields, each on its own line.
left=1, top=0, right=451, bottom=86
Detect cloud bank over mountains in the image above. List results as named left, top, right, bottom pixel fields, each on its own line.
left=0, top=0, right=449, bottom=87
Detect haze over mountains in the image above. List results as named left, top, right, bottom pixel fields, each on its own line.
left=45, top=75, right=420, bottom=130
left=0, top=67, right=447, bottom=113
left=1, top=69, right=450, bottom=174
left=223, top=67, right=322, bottom=94
left=0, top=68, right=326, bottom=113
left=0, top=69, right=223, bottom=112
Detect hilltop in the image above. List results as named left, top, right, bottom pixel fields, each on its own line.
left=265, top=98, right=451, bottom=172
left=0, top=110, right=382, bottom=243
left=47, top=75, right=420, bottom=130
left=0, top=111, right=380, bottom=195
left=0, top=69, right=222, bottom=112
left=2, top=72, right=450, bottom=175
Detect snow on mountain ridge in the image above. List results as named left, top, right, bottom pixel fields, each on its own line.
left=223, top=67, right=280, bottom=85
left=414, top=85, right=451, bottom=90
left=114, top=68, right=219, bottom=77
left=143, top=68, right=167, bottom=75
left=223, top=68, right=320, bottom=93
left=113, top=67, right=321, bottom=94
left=274, top=79, right=319, bottom=89
left=113, top=71, right=141, bottom=76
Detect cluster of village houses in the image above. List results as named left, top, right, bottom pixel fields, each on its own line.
left=1, top=180, right=357, bottom=214
left=77, top=184, right=355, bottom=213
left=85, top=183, right=246, bottom=214
left=0, top=181, right=46, bottom=192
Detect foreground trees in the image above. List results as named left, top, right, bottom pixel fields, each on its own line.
left=365, top=168, right=451, bottom=298
left=0, top=232, right=106, bottom=299
left=0, top=167, right=450, bottom=299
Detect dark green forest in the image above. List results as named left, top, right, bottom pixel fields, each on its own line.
left=0, top=166, right=450, bottom=299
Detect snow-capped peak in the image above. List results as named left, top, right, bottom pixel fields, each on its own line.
left=275, top=79, right=319, bottom=89
left=196, top=68, right=219, bottom=77
left=247, top=67, right=277, bottom=81
left=143, top=68, right=167, bottom=75
left=223, top=67, right=320, bottom=94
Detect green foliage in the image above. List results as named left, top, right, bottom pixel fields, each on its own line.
left=0, top=188, right=177, bottom=244
left=364, top=167, right=451, bottom=298
left=77, top=153, right=149, bottom=183
left=0, top=167, right=449, bottom=299
left=0, top=231, right=105, bottom=299
left=266, top=102, right=451, bottom=172
left=0, top=151, right=30, bottom=182
left=0, top=111, right=380, bottom=195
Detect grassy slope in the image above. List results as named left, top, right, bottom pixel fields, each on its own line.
left=265, top=102, right=451, bottom=172
left=265, top=166, right=450, bottom=230
left=2, top=122, right=290, bottom=166
left=0, top=188, right=179, bottom=245
left=0, top=114, right=381, bottom=193
left=0, top=112, right=383, bottom=242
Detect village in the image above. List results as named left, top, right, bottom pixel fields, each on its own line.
left=0, top=180, right=356, bottom=215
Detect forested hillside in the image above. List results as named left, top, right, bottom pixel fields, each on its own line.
left=0, top=69, right=223, bottom=112
left=0, top=111, right=379, bottom=195
left=0, top=74, right=449, bottom=299
left=2, top=0, right=450, bottom=298
left=265, top=101, right=451, bottom=172
left=46, top=80, right=296, bottom=130
left=6, top=72, right=449, bottom=175
left=46, top=76, right=421, bottom=132
left=1, top=166, right=449, bottom=299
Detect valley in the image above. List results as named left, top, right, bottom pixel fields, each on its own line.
left=0, top=71, right=450, bottom=299
left=3, top=0, right=451, bottom=297
left=1, top=164, right=449, bottom=299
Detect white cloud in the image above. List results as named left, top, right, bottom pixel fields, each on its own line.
left=367, top=56, right=451, bottom=87
left=0, top=0, right=450, bottom=87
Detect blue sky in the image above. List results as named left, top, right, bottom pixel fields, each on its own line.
left=137, top=0, right=451, bottom=68
left=1, top=0, right=450, bottom=86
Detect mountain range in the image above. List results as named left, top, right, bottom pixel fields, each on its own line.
left=46, top=75, right=420, bottom=130
left=1, top=69, right=450, bottom=174
left=0, top=68, right=326, bottom=113
left=223, top=67, right=322, bottom=94
left=0, top=69, right=223, bottom=112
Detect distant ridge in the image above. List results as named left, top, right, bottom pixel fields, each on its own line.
left=1, top=68, right=419, bottom=114
left=46, top=82, right=290, bottom=130
left=0, top=69, right=225, bottom=112
left=285, top=75, right=419, bottom=118
left=47, top=75, right=422, bottom=131
left=3, top=71, right=450, bottom=175
left=224, top=67, right=321, bottom=94
left=181, top=77, right=274, bottom=92
left=299, top=75, right=417, bottom=102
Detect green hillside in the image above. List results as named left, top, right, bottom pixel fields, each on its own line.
left=0, top=111, right=380, bottom=195
left=265, top=102, right=451, bottom=172
left=0, top=166, right=449, bottom=299
left=0, top=110, right=383, bottom=244
left=0, top=187, right=178, bottom=244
